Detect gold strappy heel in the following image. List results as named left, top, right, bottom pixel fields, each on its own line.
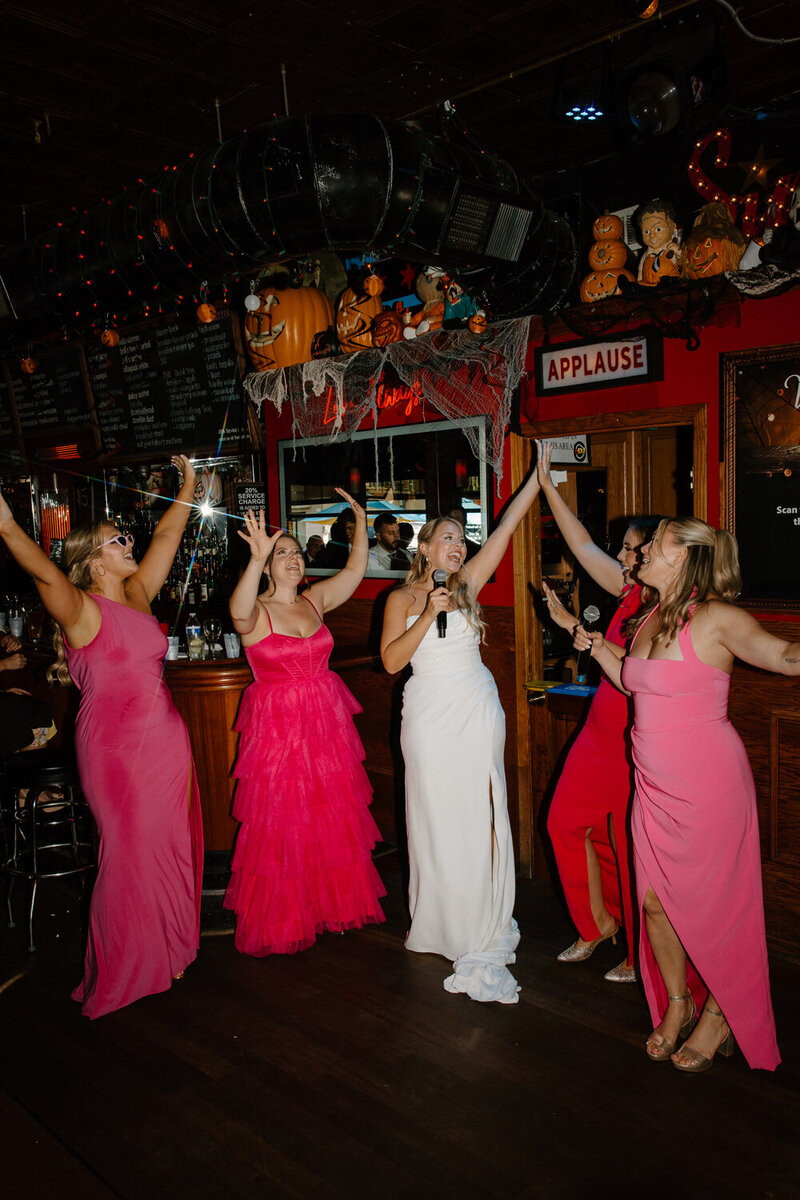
left=646, top=993, right=697, bottom=1062
left=672, top=1005, right=735, bottom=1073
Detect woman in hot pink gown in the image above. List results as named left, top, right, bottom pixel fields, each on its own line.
left=224, top=493, right=385, bottom=955
left=0, top=458, right=203, bottom=1018
left=578, top=517, right=798, bottom=1072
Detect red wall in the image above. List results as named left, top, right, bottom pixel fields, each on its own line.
left=263, top=286, right=800, bottom=610
left=520, top=287, right=800, bottom=531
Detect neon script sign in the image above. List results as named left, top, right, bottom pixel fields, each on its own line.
left=322, top=378, right=423, bottom=425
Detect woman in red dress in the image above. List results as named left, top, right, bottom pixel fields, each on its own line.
left=538, top=439, right=660, bottom=983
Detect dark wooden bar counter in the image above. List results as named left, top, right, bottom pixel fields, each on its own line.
left=163, top=656, right=250, bottom=853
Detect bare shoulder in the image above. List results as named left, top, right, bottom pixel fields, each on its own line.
left=385, top=584, right=417, bottom=617
left=700, top=597, right=754, bottom=633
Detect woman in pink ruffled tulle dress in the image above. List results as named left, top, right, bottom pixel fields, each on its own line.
left=577, top=518, right=799, bottom=1073
left=0, top=457, right=203, bottom=1019
left=224, top=490, right=385, bottom=956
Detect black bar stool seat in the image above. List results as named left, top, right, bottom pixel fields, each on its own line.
left=2, top=749, right=97, bottom=952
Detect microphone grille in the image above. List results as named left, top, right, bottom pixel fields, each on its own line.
left=583, top=604, right=601, bottom=624
left=432, top=569, right=447, bottom=586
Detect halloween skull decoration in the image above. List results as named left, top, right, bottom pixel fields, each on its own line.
left=681, top=202, right=747, bottom=279
left=245, top=283, right=335, bottom=372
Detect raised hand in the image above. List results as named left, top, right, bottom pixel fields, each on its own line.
left=535, top=439, right=554, bottom=486
left=171, top=454, right=197, bottom=494
left=541, top=579, right=577, bottom=633
left=237, top=509, right=283, bottom=562
left=334, top=487, right=365, bottom=525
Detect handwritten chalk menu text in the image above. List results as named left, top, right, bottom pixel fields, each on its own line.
left=88, top=313, right=246, bottom=455
left=9, top=347, right=93, bottom=437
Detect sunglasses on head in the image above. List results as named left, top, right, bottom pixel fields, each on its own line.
left=97, top=532, right=134, bottom=550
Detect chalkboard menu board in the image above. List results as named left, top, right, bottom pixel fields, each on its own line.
left=8, top=346, right=93, bottom=436
left=723, top=343, right=800, bottom=609
left=86, top=313, right=247, bottom=457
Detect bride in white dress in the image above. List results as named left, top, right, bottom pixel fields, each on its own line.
left=381, top=465, right=543, bottom=1002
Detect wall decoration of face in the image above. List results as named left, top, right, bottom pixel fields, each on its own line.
left=245, top=283, right=335, bottom=370
left=680, top=201, right=747, bottom=279
left=579, top=268, right=635, bottom=303
left=634, top=199, right=682, bottom=285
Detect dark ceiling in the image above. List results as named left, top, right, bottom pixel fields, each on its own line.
left=1, top=0, right=798, bottom=250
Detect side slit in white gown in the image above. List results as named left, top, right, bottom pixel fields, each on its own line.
left=401, top=610, right=520, bottom=1003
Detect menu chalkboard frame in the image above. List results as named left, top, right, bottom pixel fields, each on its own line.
left=723, top=342, right=800, bottom=611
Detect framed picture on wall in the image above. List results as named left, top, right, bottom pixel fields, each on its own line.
left=722, top=343, right=800, bottom=610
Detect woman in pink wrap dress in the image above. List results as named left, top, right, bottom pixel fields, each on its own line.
left=0, top=457, right=203, bottom=1018
left=576, top=517, right=798, bottom=1072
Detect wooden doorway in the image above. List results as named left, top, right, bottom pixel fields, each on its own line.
left=509, top=404, right=708, bottom=879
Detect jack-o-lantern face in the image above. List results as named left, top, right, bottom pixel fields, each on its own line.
left=100, top=328, right=120, bottom=347
left=468, top=310, right=488, bottom=334
left=336, top=286, right=383, bottom=354
left=593, top=214, right=623, bottom=241
left=371, top=310, right=405, bottom=348
left=20, top=356, right=36, bottom=374
left=681, top=236, right=736, bottom=278
left=579, top=269, right=634, bottom=303
left=245, top=286, right=334, bottom=371
left=588, top=239, right=628, bottom=270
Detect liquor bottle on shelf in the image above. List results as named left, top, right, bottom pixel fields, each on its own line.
left=185, top=610, right=203, bottom=660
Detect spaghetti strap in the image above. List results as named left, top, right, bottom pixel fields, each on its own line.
left=303, top=593, right=322, bottom=620
left=264, top=605, right=274, bottom=634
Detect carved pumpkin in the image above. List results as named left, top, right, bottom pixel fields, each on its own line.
left=640, top=245, right=681, bottom=286
left=592, top=214, right=623, bottom=241
left=20, top=356, right=37, bottom=374
left=371, top=310, right=405, bottom=348
left=100, top=328, right=120, bottom=348
left=588, top=238, right=629, bottom=270
left=579, top=269, right=635, bottom=304
left=245, top=285, right=334, bottom=371
left=680, top=202, right=747, bottom=279
left=468, top=310, right=488, bottom=334
left=336, top=285, right=383, bottom=354
left=196, top=302, right=217, bottom=324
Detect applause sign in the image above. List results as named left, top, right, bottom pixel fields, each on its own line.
left=534, top=330, right=663, bottom=397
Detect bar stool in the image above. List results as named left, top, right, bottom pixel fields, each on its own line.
left=2, top=750, right=97, bottom=952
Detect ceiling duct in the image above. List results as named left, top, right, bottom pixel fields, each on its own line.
left=0, top=114, right=576, bottom=338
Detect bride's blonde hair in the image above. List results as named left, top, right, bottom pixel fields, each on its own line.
left=632, top=516, right=741, bottom=646
left=405, top=517, right=486, bottom=640
left=47, top=521, right=108, bottom=685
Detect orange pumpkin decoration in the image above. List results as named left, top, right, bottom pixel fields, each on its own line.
left=588, top=238, right=629, bottom=270
left=100, top=328, right=120, bottom=348
left=245, top=285, right=334, bottom=372
left=371, top=310, right=405, bottom=347
left=336, top=285, right=383, bottom=354
left=640, top=246, right=680, bottom=286
left=468, top=310, right=488, bottom=334
left=680, top=202, right=747, bottom=279
left=196, top=302, right=217, bottom=324
left=363, top=271, right=385, bottom=298
left=579, top=269, right=635, bottom=304
left=592, top=213, right=624, bottom=241
left=20, top=356, right=37, bottom=374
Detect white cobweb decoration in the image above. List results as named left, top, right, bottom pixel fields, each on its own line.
left=243, top=317, right=531, bottom=485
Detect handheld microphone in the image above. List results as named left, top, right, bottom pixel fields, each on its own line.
left=432, top=569, right=448, bottom=638
left=576, top=604, right=601, bottom=683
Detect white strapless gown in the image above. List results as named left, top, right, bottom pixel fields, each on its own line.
left=401, top=610, right=520, bottom=1003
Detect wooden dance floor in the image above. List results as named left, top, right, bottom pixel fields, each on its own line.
left=1, top=851, right=798, bottom=1200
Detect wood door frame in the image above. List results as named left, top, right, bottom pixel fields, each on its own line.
left=510, top=403, right=708, bottom=876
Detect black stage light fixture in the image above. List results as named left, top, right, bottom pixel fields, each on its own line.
left=615, top=22, right=728, bottom=142
left=553, top=53, right=610, bottom=126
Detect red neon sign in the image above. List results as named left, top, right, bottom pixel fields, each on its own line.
left=322, top=378, right=423, bottom=425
